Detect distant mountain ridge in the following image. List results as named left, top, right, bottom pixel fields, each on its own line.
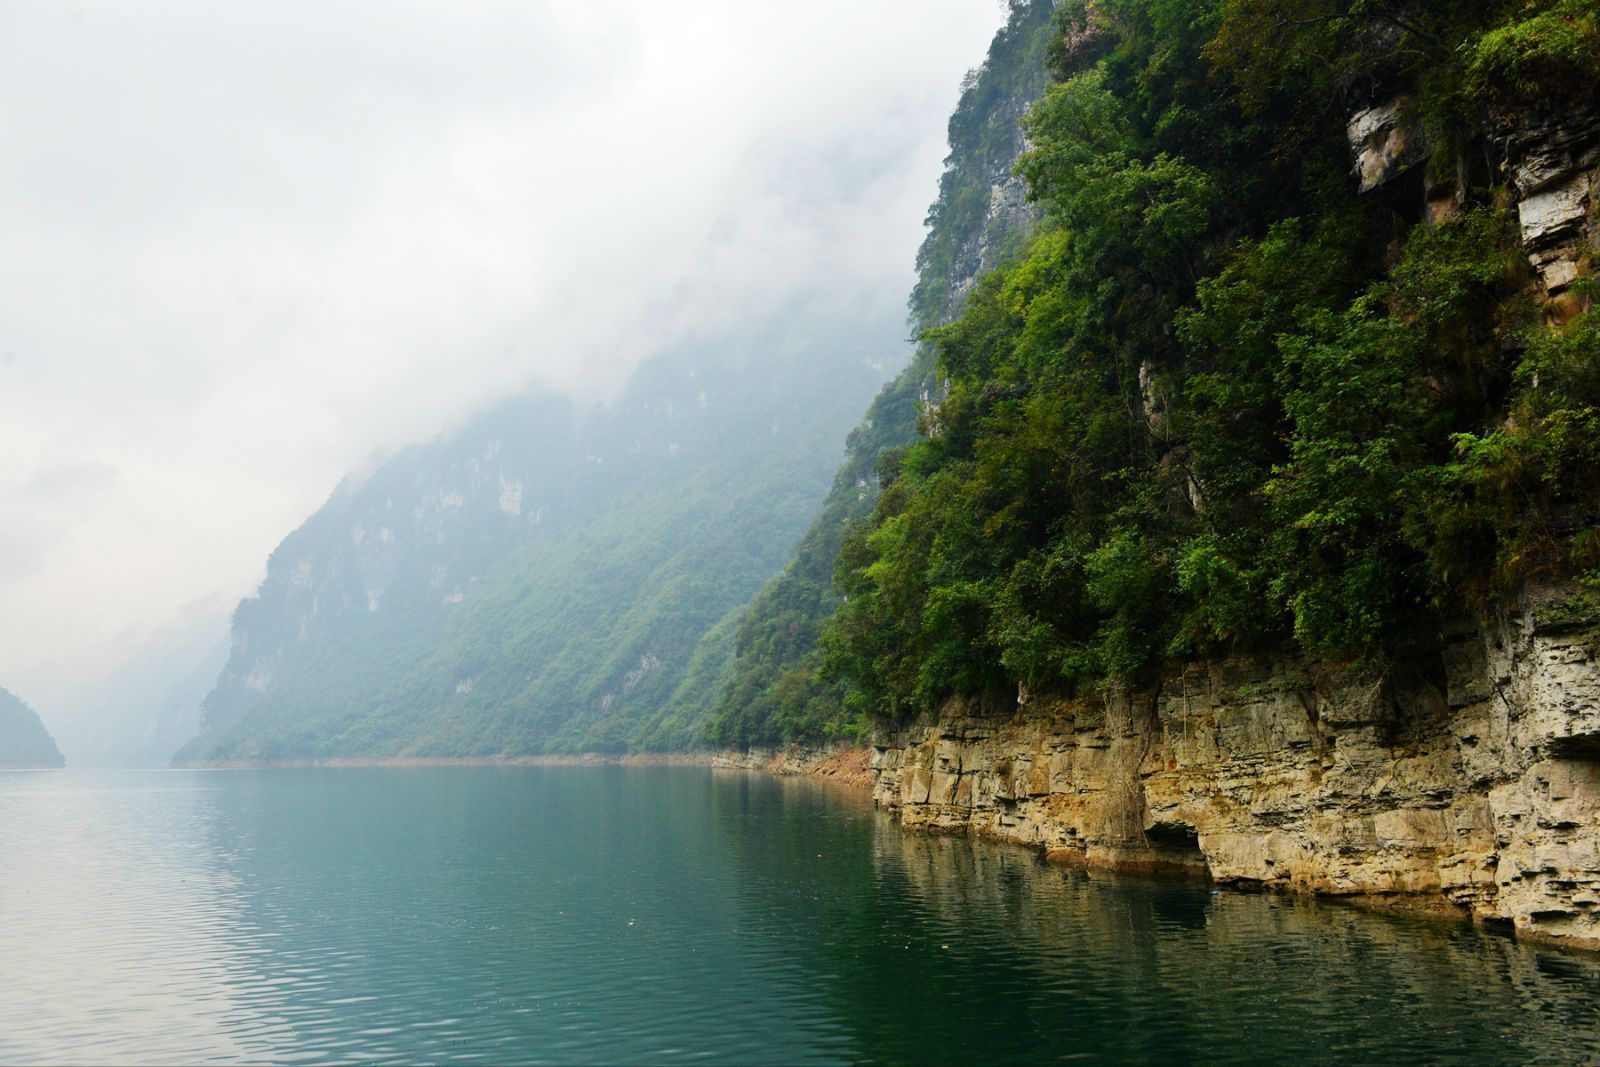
left=178, top=308, right=896, bottom=762
left=0, top=687, right=65, bottom=768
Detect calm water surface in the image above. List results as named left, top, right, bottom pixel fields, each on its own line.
left=1, top=766, right=1597, bottom=1065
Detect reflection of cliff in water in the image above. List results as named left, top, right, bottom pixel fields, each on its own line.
left=856, top=822, right=1600, bottom=1063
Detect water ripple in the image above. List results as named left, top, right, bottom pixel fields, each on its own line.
left=1, top=767, right=1598, bottom=1064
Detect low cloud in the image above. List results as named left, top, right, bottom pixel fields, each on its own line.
left=24, top=462, right=120, bottom=501
left=0, top=0, right=1005, bottom=701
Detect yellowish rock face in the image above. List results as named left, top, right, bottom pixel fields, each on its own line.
left=872, top=586, right=1600, bottom=950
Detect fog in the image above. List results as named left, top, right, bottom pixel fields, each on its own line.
left=0, top=0, right=1007, bottom=736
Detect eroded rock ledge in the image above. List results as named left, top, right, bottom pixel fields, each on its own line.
left=872, top=586, right=1600, bottom=951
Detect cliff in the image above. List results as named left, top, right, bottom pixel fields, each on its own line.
left=851, top=2, right=1600, bottom=952
left=872, top=585, right=1600, bottom=949
left=0, top=687, right=65, bottom=768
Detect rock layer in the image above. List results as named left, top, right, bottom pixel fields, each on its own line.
left=1497, top=98, right=1600, bottom=296
left=872, top=587, right=1600, bottom=950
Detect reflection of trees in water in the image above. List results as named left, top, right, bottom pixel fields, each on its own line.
left=864, top=820, right=1600, bottom=1064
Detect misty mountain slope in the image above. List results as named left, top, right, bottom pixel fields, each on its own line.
left=708, top=0, right=1056, bottom=746
left=0, top=687, right=65, bottom=768
left=134, top=638, right=229, bottom=765
left=42, top=601, right=232, bottom=768
left=178, top=309, right=896, bottom=762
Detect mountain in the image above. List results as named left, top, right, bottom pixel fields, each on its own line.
left=178, top=305, right=897, bottom=762
left=181, top=0, right=1063, bottom=762
left=708, top=0, right=1058, bottom=746
left=120, top=636, right=229, bottom=766
left=0, top=687, right=65, bottom=768
left=178, top=4, right=1064, bottom=765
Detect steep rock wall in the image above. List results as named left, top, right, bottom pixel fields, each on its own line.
left=872, top=587, right=1600, bottom=950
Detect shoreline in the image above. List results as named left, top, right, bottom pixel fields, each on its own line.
left=179, top=745, right=877, bottom=790
left=169, top=745, right=1597, bottom=953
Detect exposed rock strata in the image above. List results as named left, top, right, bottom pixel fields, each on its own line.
left=871, top=588, right=1600, bottom=950
left=714, top=744, right=875, bottom=789
left=1500, top=100, right=1600, bottom=297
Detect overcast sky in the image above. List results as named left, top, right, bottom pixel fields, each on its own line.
left=0, top=0, right=1007, bottom=712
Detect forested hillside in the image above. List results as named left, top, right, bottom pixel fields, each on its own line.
left=708, top=0, right=1058, bottom=745
left=811, top=0, right=1600, bottom=728
left=178, top=308, right=894, bottom=762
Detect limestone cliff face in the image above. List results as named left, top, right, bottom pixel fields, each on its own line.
left=872, top=586, right=1600, bottom=949
left=915, top=2, right=1054, bottom=327
left=1498, top=98, right=1600, bottom=300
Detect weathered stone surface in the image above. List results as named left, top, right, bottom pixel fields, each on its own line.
left=1503, top=101, right=1600, bottom=198
left=1492, top=99, right=1600, bottom=295
left=873, top=585, right=1600, bottom=951
left=1518, top=174, right=1591, bottom=245
left=1347, top=98, right=1424, bottom=192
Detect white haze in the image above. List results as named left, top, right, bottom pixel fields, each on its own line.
left=0, top=0, right=1008, bottom=743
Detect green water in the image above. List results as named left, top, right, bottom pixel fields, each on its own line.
left=0, top=766, right=1596, bottom=1065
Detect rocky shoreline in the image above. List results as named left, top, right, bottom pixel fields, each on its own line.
left=872, top=586, right=1600, bottom=953
left=186, top=703, right=1600, bottom=954
left=710, top=744, right=876, bottom=789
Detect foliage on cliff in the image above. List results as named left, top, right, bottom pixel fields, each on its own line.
left=707, top=0, right=1057, bottom=746
left=819, top=0, right=1600, bottom=724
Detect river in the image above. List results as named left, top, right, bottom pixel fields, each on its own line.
left=1, top=766, right=1596, bottom=1064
